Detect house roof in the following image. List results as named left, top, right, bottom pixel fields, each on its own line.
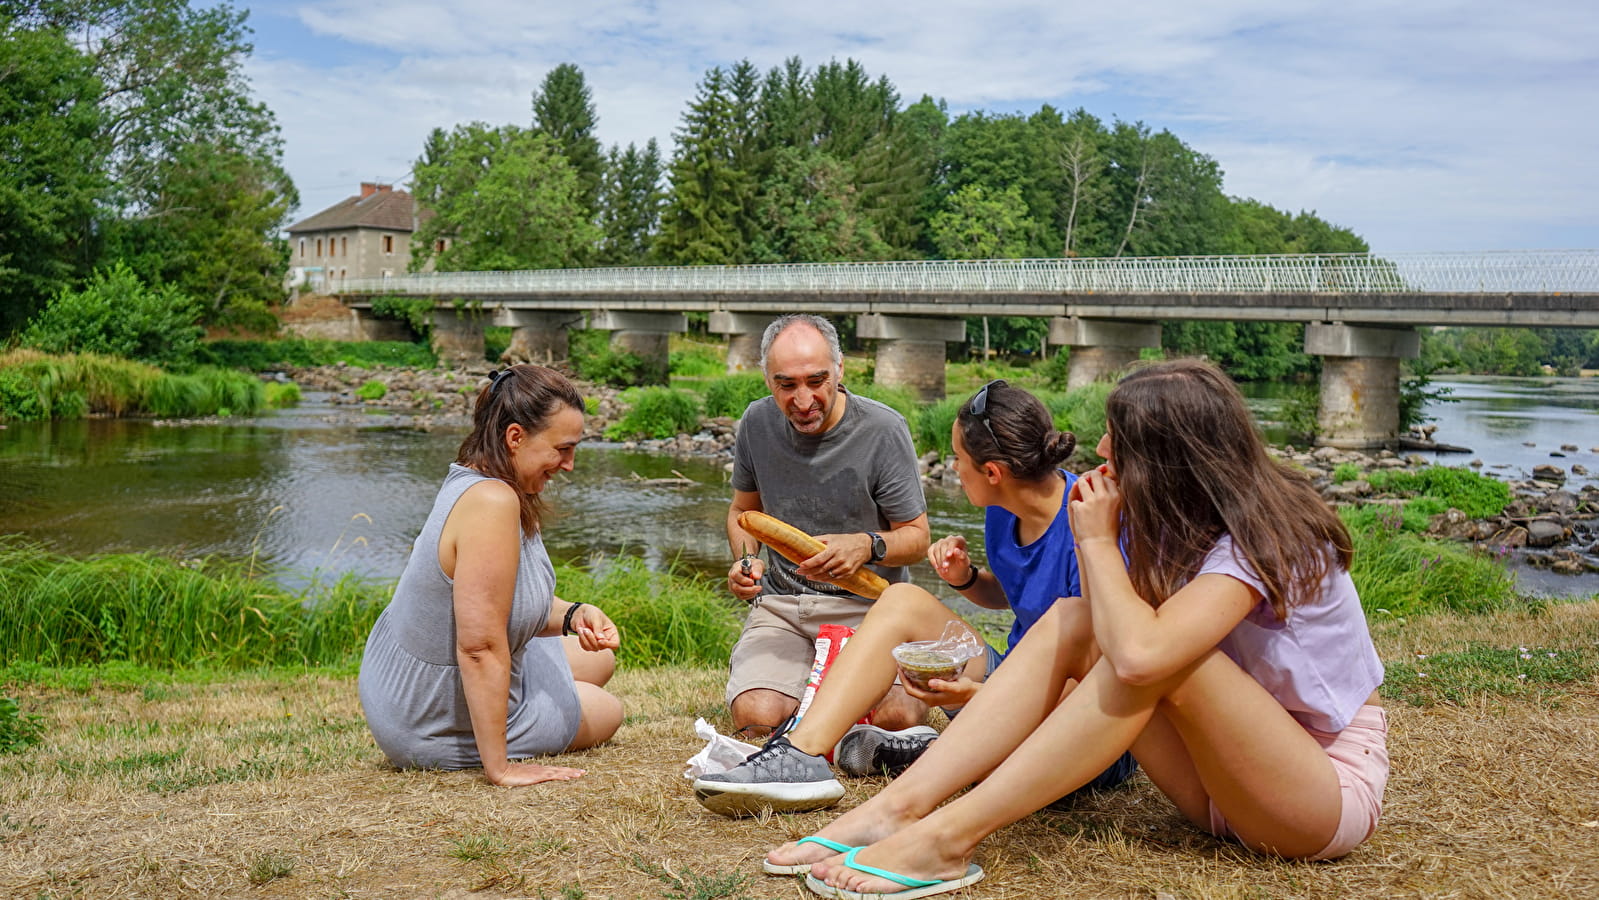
left=286, top=185, right=417, bottom=234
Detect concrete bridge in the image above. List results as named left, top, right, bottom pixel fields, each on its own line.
left=334, top=251, right=1599, bottom=449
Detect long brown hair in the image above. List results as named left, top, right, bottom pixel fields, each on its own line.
left=455, top=364, right=583, bottom=535
left=1106, top=359, right=1351, bottom=619
left=957, top=380, right=1076, bottom=482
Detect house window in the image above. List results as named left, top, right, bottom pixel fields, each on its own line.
left=435, top=239, right=446, bottom=253
left=383, top=235, right=394, bottom=254
left=341, top=236, right=348, bottom=257
left=316, top=238, right=323, bottom=257
left=298, top=238, right=305, bottom=258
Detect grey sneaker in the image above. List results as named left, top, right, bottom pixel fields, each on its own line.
left=834, top=724, right=938, bottom=778
left=692, top=736, right=845, bottom=817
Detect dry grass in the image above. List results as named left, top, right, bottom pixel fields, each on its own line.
left=4, top=603, right=1599, bottom=899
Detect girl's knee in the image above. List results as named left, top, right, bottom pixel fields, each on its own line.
left=571, top=685, right=623, bottom=749
left=567, top=642, right=616, bottom=686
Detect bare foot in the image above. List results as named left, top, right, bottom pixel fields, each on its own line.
left=765, top=801, right=916, bottom=870
left=811, top=826, right=975, bottom=894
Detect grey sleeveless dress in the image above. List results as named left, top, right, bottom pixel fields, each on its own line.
left=358, top=464, right=581, bottom=769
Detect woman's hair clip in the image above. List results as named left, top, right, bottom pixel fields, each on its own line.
left=488, top=369, right=513, bottom=394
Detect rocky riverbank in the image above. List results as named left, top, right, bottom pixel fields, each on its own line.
left=278, top=363, right=1599, bottom=576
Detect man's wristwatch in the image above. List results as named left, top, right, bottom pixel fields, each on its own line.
left=868, top=531, right=887, bottom=563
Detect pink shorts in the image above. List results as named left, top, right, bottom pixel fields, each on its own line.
left=1208, top=704, right=1389, bottom=860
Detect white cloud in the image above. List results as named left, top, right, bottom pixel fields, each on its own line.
left=247, top=0, right=1599, bottom=252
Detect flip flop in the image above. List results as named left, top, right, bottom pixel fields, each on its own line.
left=804, top=847, right=985, bottom=899
left=763, top=835, right=858, bottom=875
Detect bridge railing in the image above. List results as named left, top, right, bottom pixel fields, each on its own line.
left=340, top=250, right=1599, bottom=297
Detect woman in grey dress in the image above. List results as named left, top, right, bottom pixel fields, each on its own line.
left=359, top=365, right=623, bottom=786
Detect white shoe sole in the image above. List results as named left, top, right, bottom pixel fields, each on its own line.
left=692, top=778, right=845, bottom=818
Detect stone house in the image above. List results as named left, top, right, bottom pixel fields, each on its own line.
left=285, top=182, right=446, bottom=293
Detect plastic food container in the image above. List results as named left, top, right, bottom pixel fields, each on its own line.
left=892, top=643, right=963, bottom=691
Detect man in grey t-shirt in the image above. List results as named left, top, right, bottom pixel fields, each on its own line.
left=724, top=314, right=930, bottom=739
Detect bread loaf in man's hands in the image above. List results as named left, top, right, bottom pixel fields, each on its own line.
left=737, top=510, right=889, bottom=600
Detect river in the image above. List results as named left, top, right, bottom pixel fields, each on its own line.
left=2, top=376, right=1595, bottom=598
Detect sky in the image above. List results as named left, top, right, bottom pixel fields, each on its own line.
left=239, top=0, right=1599, bottom=254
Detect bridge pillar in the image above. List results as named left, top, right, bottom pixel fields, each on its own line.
left=494, top=309, right=580, bottom=365
left=430, top=307, right=486, bottom=367
left=588, top=310, right=687, bottom=385
left=1305, top=323, right=1420, bottom=449
left=858, top=314, right=966, bottom=401
left=1048, top=318, right=1162, bottom=390
left=709, top=311, right=776, bottom=373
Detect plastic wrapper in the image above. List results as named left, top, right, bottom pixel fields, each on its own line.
left=683, top=718, right=761, bottom=779
left=892, top=621, right=987, bottom=692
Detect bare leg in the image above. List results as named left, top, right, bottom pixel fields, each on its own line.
left=560, top=638, right=622, bottom=750
left=783, top=583, right=974, bottom=757
left=730, top=688, right=799, bottom=738
left=562, top=636, right=614, bottom=686
left=767, top=597, right=1095, bottom=870
left=814, top=647, right=1345, bottom=893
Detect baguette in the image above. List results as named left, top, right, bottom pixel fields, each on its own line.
left=737, top=510, right=889, bottom=600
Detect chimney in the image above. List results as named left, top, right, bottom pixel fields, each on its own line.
left=360, top=182, right=392, bottom=198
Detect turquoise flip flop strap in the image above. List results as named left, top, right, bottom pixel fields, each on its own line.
left=840, top=847, right=940, bottom=889
left=797, top=836, right=855, bottom=854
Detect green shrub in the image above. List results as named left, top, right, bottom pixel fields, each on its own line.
left=669, top=343, right=724, bottom=377
left=1332, top=462, right=1362, bottom=483
left=1367, top=466, right=1511, bottom=518
left=570, top=330, right=648, bottom=387
left=0, top=696, right=44, bottom=755
left=21, top=263, right=204, bottom=371
left=1343, top=509, right=1516, bottom=616
left=369, top=294, right=434, bottom=336
left=264, top=381, right=301, bottom=408
left=604, top=387, right=701, bottom=440
left=701, top=373, right=769, bottom=418
left=483, top=326, right=512, bottom=362
left=355, top=380, right=387, bottom=401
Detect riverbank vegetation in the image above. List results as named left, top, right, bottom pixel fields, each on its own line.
left=0, top=350, right=264, bottom=422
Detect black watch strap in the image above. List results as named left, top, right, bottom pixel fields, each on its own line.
left=562, top=602, right=585, bottom=636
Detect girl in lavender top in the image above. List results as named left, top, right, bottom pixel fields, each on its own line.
left=794, top=359, right=1388, bottom=899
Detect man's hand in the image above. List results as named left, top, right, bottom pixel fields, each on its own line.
left=727, top=555, right=766, bottom=603
left=796, top=532, right=873, bottom=582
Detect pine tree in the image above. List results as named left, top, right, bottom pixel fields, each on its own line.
left=532, top=63, right=604, bottom=226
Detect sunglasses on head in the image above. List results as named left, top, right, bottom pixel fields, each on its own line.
left=969, top=379, right=1005, bottom=444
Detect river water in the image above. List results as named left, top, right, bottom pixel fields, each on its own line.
left=2, top=377, right=1595, bottom=598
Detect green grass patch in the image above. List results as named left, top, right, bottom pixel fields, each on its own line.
left=851, top=382, right=920, bottom=421
left=1345, top=509, right=1517, bottom=617
left=355, top=379, right=387, bottom=401
left=1332, top=462, right=1362, bottom=483
left=198, top=338, right=437, bottom=371
left=0, top=696, right=44, bottom=755
left=1384, top=642, right=1597, bottom=707
left=1367, top=465, right=1511, bottom=518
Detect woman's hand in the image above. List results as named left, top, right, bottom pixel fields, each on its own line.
left=1068, top=465, right=1123, bottom=545
left=569, top=604, right=620, bottom=652
left=902, top=673, right=981, bottom=710
left=487, top=760, right=587, bottom=786
left=927, top=534, right=975, bottom=587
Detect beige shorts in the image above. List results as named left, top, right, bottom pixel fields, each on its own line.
left=725, top=593, right=872, bottom=705
left=1208, top=704, right=1390, bottom=860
